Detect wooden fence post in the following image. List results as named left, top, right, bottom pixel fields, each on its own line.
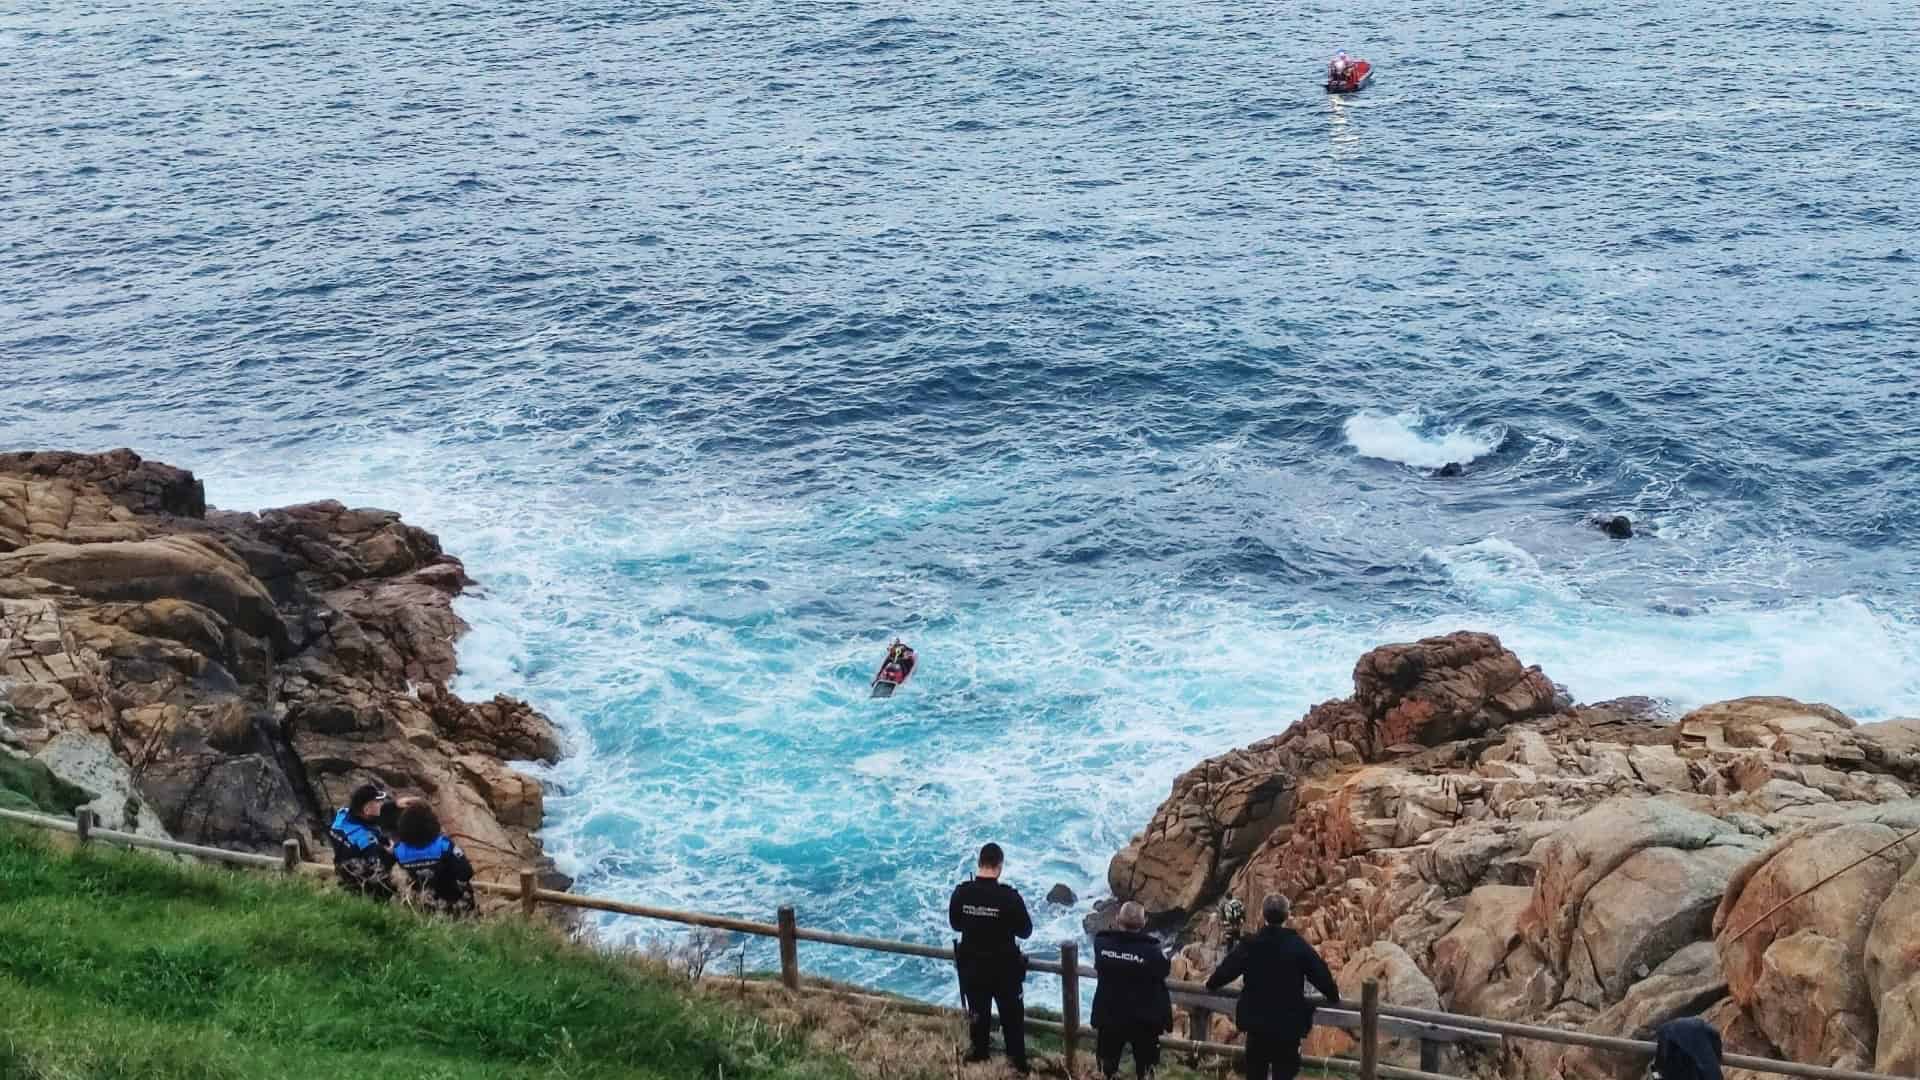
left=282, top=838, right=300, bottom=872
left=1186, top=1005, right=1214, bottom=1063
left=74, top=807, right=91, bottom=845
left=1420, top=1037, right=1440, bottom=1073
left=1060, top=942, right=1080, bottom=1076
left=1360, top=979, right=1380, bottom=1080
left=777, top=906, right=800, bottom=990
left=519, top=870, right=538, bottom=917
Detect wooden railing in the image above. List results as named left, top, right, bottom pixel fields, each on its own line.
left=1, top=805, right=1904, bottom=1080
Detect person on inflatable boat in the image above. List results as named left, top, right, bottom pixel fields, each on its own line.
left=1328, top=51, right=1353, bottom=85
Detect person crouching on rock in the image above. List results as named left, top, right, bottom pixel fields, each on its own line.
left=949, top=842, right=1034, bottom=1073
left=328, top=783, right=397, bottom=901
left=1204, top=894, right=1340, bottom=1080
left=392, top=801, right=476, bottom=916
left=1092, top=901, right=1172, bottom=1080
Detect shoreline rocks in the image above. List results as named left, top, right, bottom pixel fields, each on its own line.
left=1110, top=632, right=1920, bottom=1077
left=0, top=449, right=564, bottom=888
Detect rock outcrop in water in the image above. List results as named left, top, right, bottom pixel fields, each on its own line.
left=0, top=449, right=564, bottom=887
left=1108, top=632, right=1920, bottom=1078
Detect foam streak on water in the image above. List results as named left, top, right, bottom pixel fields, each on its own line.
left=4, top=0, right=1920, bottom=999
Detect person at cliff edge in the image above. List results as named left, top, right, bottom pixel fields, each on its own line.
left=328, top=782, right=397, bottom=900
left=1204, top=894, right=1340, bottom=1080
left=392, top=801, right=477, bottom=915
left=949, top=842, right=1034, bottom=1073
left=1091, top=901, right=1173, bottom=1080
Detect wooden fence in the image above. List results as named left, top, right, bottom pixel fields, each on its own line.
left=0, top=805, right=1904, bottom=1080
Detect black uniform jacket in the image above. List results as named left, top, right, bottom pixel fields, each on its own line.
left=949, top=876, right=1033, bottom=972
left=1204, top=924, right=1340, bottom=1036
left=1091, top=928, right=1173, bottom=1032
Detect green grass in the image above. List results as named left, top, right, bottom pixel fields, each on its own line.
left=0, top=826, right=856, bottom=1080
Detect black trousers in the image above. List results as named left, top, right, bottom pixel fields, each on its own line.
left=1244, top=1030, right=1303, bottom=1080
left=1097, top=1024, right=1161, bottom=1079
left=960, top=967, right=1026, bottom=1066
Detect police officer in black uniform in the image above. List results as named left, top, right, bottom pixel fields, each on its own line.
left=949, top=842, right=1034, bottom=1072
left=1092, top=901, right=1172, bottom=1080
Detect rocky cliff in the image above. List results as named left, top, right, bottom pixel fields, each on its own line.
left=0, top=449, right=564, bottom=887
left=1108, top=632, right=1920, bottom=1078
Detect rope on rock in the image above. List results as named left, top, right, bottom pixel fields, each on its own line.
left=1725, top=823, right=1920, bottom=946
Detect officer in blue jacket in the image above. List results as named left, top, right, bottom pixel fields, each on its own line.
left=392, top=801, right=476, bottom=915
left=327, top=783, right=397, bottom=900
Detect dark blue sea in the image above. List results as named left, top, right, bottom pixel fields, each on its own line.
left=4, top=0, right=1918, bottom=998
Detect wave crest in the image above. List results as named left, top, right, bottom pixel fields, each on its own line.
left=1343, top=409, right=1506, bottom=469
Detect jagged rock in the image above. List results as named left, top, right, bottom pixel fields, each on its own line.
left=1109, top=632, right=1555, bottom=918
left=1715, top=803, right=1920, bottom=1071
left=1305, top=941, right=1443, bottom=1068
left=1104, top=630, right=1920, bottom=1078
left=1046, top=883, right=1077, bottom=906
left=1527, top=799, right=1755, bottom=993
left=0, top=450, right=561, bottom=884
left=1867, top=854, right=1920, bottom=1075
left=1562, top=833, right=1757, bottom=1006
left=1555, top=942, right=1728, bottom=1080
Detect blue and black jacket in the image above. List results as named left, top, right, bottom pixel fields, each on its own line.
left=328, top=808, right=396, bottom=898
left=393, top=834, right=476, bottom=913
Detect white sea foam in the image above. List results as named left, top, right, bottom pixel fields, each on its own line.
left=190, top=437, right=1920, bottom=1002
left=1343, top=409, right=1506, bottom=470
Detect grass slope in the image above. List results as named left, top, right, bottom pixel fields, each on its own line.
left=0, top=827, right=854, bottom=1080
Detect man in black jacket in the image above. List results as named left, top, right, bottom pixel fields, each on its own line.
left=949, top=842, right=1034, bottom=1072
left=1092, top=901, right=1172, bottom=1080
left=1204, top=894, right=1340, bottom=1080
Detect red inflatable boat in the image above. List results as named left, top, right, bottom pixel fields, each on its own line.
left=1326, top=59, right=1373, bottom=94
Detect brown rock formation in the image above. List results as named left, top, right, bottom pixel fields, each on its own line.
left=1108, top=631, right=1558, bottom=918
left=1113, top=633, right=1920, bottom=1078
left=0, top=450, right=562, bottom=886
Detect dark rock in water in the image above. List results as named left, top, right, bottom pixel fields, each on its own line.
left=1046, top=883, right=1077, bottom=907
left=1433, top=462, right=1465, bottom=478
left=1582, top=695, right=1675, bottom=723
left=1592, top=514, right=1633, bottom=539
left=1082, top=897, right=1121, bottom=935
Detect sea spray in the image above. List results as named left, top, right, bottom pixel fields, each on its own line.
left=1343, top=409, right=1507, bottom=470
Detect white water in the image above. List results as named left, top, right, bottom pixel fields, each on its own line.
left=1344, top=409, right=1507, bottom=470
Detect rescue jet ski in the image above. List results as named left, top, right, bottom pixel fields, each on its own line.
left=871, top=640, right=916, bottom=699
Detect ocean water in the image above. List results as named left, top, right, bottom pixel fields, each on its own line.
left=4, top=0, right=1919, bottom=1000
